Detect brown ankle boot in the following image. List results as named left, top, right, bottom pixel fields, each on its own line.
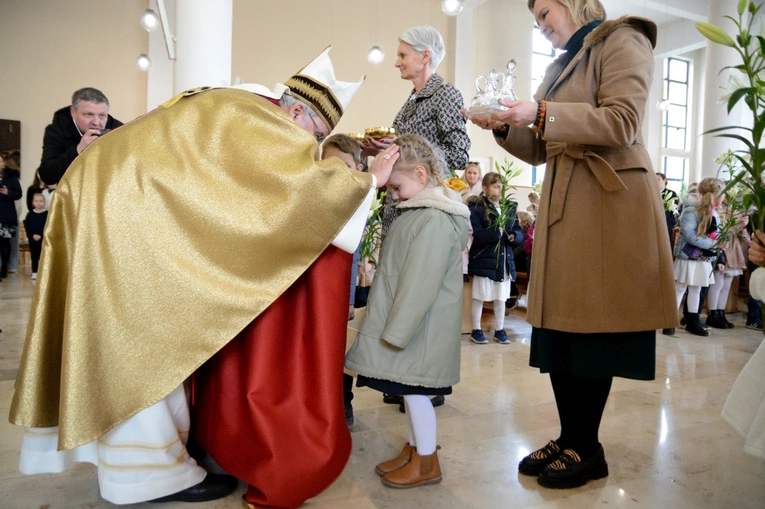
left=375, top=442, right=414, bottom=476
left=381, top=448, right=442, bottom=488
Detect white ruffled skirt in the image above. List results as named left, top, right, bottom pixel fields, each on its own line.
left=674, top=258, right=715, bottom=286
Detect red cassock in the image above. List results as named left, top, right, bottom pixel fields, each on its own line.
left=192, top=246, right=353, bottom=509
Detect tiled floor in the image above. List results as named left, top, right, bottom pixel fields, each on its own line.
left=1, top=273, right=764, bottom=508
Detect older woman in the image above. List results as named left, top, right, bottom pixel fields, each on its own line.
left=466, top=0, right=675, bottom=489
left=363, top=25, right=470, bottom=175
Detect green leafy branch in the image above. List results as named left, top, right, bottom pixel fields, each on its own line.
left=359, top=190, right=386, bottom=266
left=697, top=0, right=765, bottom=233
left=489, top=158, right=524, bottom=267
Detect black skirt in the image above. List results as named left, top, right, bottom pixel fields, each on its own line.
left=530, top=327, right=656, bottom=380
left=356, top=375, right=453, bottom=396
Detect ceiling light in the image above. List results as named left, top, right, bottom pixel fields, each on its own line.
left=136, top=54, right=152, bottom=71
left=367, top=45, right=385, bottom=64
left=441, top=0, right=464, bottom=16
left=140, top=9, right=160, bottom=31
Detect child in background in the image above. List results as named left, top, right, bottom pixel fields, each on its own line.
left=321, top=133, right=364, bottom=427
left=24, top=193, right=48, bottom=280
left=513, top=210, right=534, bottom=274
left=346, top=134, right=469, bottom=488
left=673, top=177, right=724, bottom=336
left=467, top=173, right=524, bottom=344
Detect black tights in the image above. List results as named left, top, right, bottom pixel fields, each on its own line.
left=0, top=237, right=10, bottom=276
left=550, top=371, right=612, bottom=458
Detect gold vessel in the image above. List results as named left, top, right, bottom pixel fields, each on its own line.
left=364, top=126, right=396, bottom=139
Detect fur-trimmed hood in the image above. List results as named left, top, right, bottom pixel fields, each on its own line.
left=396, top=186, right=471, bottom=218
left=585, top=15, right=657, bottom=50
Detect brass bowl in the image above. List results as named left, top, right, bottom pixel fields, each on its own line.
left=347, top=132, right=366, bottom=142
left=364, top=126, right=396, bottom=139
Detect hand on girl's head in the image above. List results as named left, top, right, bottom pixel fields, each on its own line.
left=368, top=145, right=400, bottom=188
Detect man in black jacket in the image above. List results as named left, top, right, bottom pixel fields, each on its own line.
left=38, top=88, right=122, bottom=185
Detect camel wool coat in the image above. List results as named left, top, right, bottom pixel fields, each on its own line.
left=498, top=16, right=677, bottom=333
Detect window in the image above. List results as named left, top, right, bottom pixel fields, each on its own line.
left=530, top=27, right=563, bottom=185
left=660, top=57, right=692, bottom=193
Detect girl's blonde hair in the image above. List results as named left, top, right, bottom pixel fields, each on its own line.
left=461, top=162, right=482, bottom=186
left=527, top=0, right=606, bottom=27
left=695, top=177, right=724, bottom=237
left=517, top=210, right=535, bottom=229
left=393, top=134, right=445, bottom=187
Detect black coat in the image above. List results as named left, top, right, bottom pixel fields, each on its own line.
left=38, top=106, right=122, bottom=185
left=467, top=195, right=524, bottom=282
left=0, top=168, right=22, bottom=225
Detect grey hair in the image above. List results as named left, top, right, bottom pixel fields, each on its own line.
left=72, top=87, right=109, bottom=108
left=279, top=93, right=321, bottom=120
left=398, top=26, right=446, bottom=72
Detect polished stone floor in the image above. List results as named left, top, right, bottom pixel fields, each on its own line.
left=1, top=272, right=764, bottom=509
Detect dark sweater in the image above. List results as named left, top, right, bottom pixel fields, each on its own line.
left=24, top=210, right=48, bottom=239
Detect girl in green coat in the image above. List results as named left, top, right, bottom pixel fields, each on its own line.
left=345, top=134, right=470, bottom=489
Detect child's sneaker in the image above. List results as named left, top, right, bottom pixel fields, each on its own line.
left=746, top=321, right=762, bottom=331
left=31, top=273, right=37, bottom=280
left=470, top=329, right=489, bottom=344
left=494, top=329, right=511, bottom=344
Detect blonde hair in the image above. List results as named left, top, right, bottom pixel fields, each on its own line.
left=393, top=134, right=445, bottom=187
left=461, top=162, right=483, bottom=186
left=695, top=177, right=724, bottom=237
left=517, top=210, right=535, bottom=229
left=527, top=0, right=606, bottom=26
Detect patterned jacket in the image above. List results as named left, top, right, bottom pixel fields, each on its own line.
left=393, top=73, right=471, bottom=174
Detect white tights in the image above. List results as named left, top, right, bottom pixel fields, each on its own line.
left=708, top=271, right=733, bottom=310
left=675, top=282, right=701, bottom=312
left=471, top=299, right=506, bottom=331
left=403, top=395, right=437, bottom=456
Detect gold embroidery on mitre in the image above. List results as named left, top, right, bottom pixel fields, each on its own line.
left=284, top=74, right=342, bottom=130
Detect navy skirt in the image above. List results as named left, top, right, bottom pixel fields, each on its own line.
left=530, top=327, right=656, bottom=380
left=356, top=375, right=452, bottom=396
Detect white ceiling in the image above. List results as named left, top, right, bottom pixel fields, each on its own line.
left=601, top=0, right=709, bottom=26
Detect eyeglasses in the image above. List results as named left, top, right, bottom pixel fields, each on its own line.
left=308, top=114, right=327, bottom=143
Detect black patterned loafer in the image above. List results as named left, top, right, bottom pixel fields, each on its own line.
left=518, top=440, right=563, bottom=476
left=537, top=445, right=609, bottom=489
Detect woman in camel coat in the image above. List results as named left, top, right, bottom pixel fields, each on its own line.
left=466, top=0, right=676, bottom=490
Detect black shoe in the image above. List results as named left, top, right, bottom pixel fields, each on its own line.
left=399, top=394, right=446, bottom=413
left=679, top=316, right=687, bottom=326
left=537, top=445, right=608, bottom=489
left=661, top=328, right=675, bottom=336
left=705, top=310, right=728, bottom=329
left=685, top=313, right=709, bottom=337
left=518, top=440, right=562, bottom=476
left=185, top=440, right=207, bottom=462
left=149, top=473, right=238, bottom=503
left=383, top=393, right=403, bottom=405
left=719, top=310, right=735, bottom=328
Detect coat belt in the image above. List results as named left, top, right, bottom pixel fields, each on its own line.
left=546, top=143, right=627, bottom=226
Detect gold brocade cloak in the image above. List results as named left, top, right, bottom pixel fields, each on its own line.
left=9, top=89, right=373, bottom=450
